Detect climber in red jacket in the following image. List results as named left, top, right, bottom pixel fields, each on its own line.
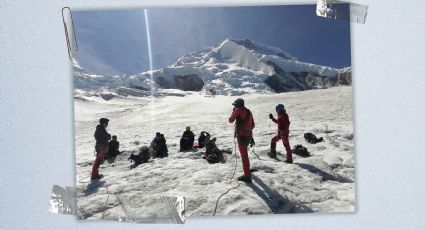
left=269, top=104, right=293, bottom=163
left=229, top=98, right=255, bottom=183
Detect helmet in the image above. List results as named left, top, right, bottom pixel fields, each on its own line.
left=232, top=98, right=245, bottom=107
left=99, top=118, right=109, bottom=124
left=275, top=104, right=285, bottom=112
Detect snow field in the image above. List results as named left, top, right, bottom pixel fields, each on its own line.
left=75, top=86, right=355, bottom=219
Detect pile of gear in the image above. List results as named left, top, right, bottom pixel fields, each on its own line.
left=202, top=136, right=225, bottom=164
left=292, top=144, right=310, bottom=157
left=304, top=132, right=324, bottom=144
left=127, top=132, right=169, bottom=169
left=128, top=146, right=150, bottom=169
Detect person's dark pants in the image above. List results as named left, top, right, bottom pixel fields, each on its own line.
left=237, top=136, right=251, bottom=177
left=180, top=138, right=193, bottom=151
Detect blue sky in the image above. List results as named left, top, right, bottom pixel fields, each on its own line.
left=73, top=4, right=351, bottom=76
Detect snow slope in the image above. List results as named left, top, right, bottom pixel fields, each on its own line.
left=73, top=39, right=351, bottom=97
left=75, top=86, right=355, bottom=220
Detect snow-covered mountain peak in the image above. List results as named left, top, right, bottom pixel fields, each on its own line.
left=173, top=38, right=294, bottom=69
left=74, top=38, right=351, bottom=98
left=225, top=38, right=296, bottom=60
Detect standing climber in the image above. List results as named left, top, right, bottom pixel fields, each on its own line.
left=228, top=98, right=255, bottom=183
left=91, top=118, right=111, bottom=180
left=269, top=104, right=293, bottom=163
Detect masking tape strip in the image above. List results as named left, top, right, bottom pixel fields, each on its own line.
left=49, top=185, right=78, bottom=215
left=49, top=185, right=185, bottom=224
left=316, top=0, right=369, bottom=24
left=110, top=194, right=185, bottom=224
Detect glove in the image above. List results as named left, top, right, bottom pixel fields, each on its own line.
left=269, top=113, right=274, bottom=119
left=250, top=137, right=255, bottom=147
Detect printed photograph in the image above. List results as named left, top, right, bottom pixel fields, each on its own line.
left=71, top=4, right=354, bottom=220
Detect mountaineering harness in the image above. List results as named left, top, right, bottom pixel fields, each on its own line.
left=235, top=109, right=253, bottom=138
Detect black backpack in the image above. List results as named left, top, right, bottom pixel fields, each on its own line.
left=204, top=137, right=222, bottom=164
left=129, top=146, right=150, bottom=165
left=292, top=144, right=310, bottom=157
left=304, top=133, right=324, bottom=144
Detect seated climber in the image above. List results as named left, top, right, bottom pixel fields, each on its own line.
left=150, top=132, right=168, bottom=158
left=128, top=146, right=150, bottom=169
left=195, top=131, right=211, bottom=148
left=105, top=135, right=120, bottom=160
left=179, top=126, right=195, bottom=152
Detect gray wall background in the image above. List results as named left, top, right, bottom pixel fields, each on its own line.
left=1, top=0, right=424, bottom=229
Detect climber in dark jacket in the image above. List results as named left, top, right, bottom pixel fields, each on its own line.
left=180, top=126, right=195, bottom=152
left=159, top=134, right=168, bottom=157
left=150, top=132, right=168, bottom=158
left=150, top=132, right=161, bottom=158
left=106, top=135, right=120, bottom=160
left=197, top=131, right=211, bottom=148
left=91, top=118, right=111, bottom=180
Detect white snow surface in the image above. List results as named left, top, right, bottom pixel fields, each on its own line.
left=73, top=39, right=347, bottom=96
left=75, top=86, right=355, bottom=220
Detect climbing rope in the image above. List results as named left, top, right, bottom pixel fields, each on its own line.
left=77, top=173, right=111, bottom=219
left=250, top=148, right=262, bottom=160
left=212, top=138, right=240, bottom=216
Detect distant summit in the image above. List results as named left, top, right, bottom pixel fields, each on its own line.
left=74, top=38, right=351, bottom=97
